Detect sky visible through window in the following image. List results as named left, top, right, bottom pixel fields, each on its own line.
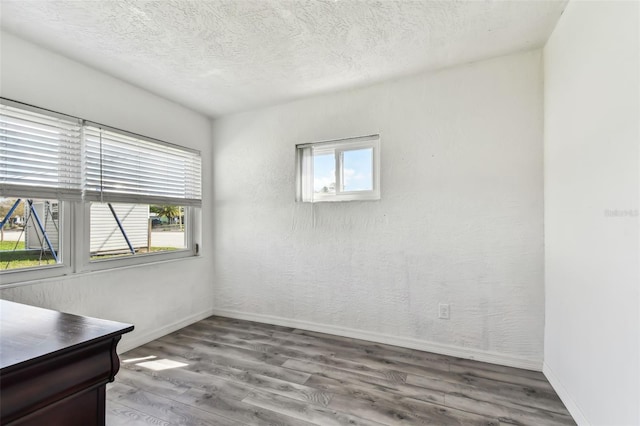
left=313, top=148, right=373, bottom=193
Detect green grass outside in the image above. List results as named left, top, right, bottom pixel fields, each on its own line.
left=0, top=241, right=57, bottom=269
left=0, top=240, right=25, bottom=250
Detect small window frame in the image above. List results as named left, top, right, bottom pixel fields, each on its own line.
left=296, top=135, right=381, bottom=203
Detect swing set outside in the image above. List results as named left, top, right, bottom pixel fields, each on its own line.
left=0, top=198, right=59, bottom=270
left=0, top=198, right=143, bottom=270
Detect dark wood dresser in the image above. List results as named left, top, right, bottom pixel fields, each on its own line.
left=0, top=299, right=134, bottom=425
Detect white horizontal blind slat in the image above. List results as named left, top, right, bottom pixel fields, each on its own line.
left=0, top=104, right=82, bottom=199
left=84, top=126, right=201, bottom=206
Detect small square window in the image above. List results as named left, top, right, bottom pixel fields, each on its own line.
left=297, top=135, right=380, bottom=202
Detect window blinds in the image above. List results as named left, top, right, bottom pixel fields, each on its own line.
left=0, top=102, right=82, bottom=200
left=84, top=124, right=202, bottom=206
left=0, top=99, right=202, bottom=206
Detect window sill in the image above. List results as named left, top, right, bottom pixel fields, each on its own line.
left=302, top=195, right=381, bottom=203
left=0, top=264, right=70, bottom=288
left=83, top=248, right=195, bottom=272
left=0, top=253, right=202, bottom=290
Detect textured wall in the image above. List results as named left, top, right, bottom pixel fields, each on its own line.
left=0, top=32, right=215, bottom=352
left=212, top=50, right=544, bottom=368
left=544, top=1, right=640, bottom=424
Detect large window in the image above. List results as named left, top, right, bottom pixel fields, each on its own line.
left=296, top=135, right=381, bottom=202
left=0, top=98, right=202, bottom=282
left=82, top=123, right=200, bottom=270
left=0, top=101, right=80, bottom=278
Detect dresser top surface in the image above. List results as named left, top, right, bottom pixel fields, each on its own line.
left=0, top=299, right=133, bottom=370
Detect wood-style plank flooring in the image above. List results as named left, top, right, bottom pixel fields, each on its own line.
left=107, top=316, right=575, bottom=426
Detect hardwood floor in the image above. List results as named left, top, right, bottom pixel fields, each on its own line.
left=107, top=316, right=575, bottom=426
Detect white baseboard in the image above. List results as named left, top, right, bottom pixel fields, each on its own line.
left=118, top=308, right=215, bottom=353
left=543, top=362, right=589, bottom=426
left=210, top=308, right=542, bottom=371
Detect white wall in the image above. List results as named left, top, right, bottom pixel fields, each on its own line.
left=543, top=1, right=639, bottom=425
left=0, top=32, right=215, bottom=352
left=212, top=50, right=545, bottom=368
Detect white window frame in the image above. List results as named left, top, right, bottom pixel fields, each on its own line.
left=80, top=122, right=202, bottom=271
left=296, top=134, right=381, bottom=203
left=0, top=98, right=202, bottom=286
left=77, top=203, right=200, bottom=273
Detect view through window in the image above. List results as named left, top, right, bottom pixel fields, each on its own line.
left=90, top=203, right=186, bottom=260
left=297, top=134, right=380, bottom=202
left=0, top=198, right=60, bottom=270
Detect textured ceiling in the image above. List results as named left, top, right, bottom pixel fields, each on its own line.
left=0, top=0, right=567, bottom=118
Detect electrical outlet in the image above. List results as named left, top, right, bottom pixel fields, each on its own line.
left=438, top=303, right=450, bottom=320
